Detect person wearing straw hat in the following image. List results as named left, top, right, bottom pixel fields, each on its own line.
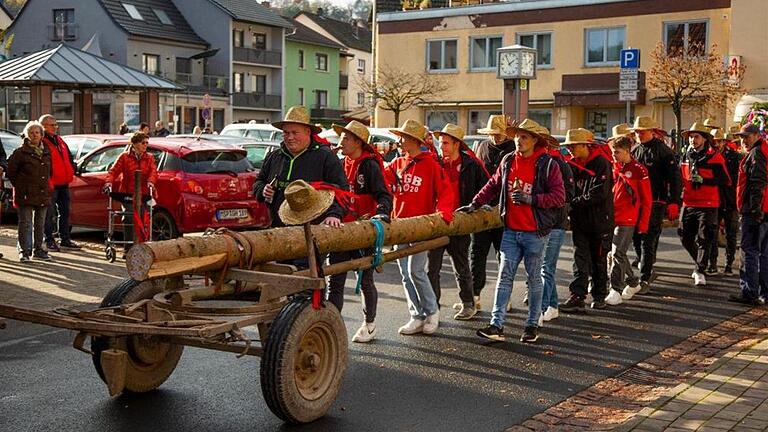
left=730, top=123, right=768, bottom=305
left=678, top=122, right=730, bottom=287
left=707, top=128, right=743, bottom=276
left=427, top=123, right=489, bottom=320
left=254, top=106, right=348, bottom=228
left=559, top=128, right=614, bottom=312
left=470, top=114, right=516, bottom=307
left=465, top=118, right=565, bottom=343
left=326, top=120, right=392, bottom=343
left=630, top=116, right=682, bottom=293
left=384, top=119, right=455, bottom=336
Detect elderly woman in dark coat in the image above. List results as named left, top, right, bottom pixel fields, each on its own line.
left=8, top=121, right=52, bottom=262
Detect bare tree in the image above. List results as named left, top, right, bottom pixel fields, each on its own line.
left=358, top=64, right=448, bottom=126
left=647, top=40, right=745, bottom=147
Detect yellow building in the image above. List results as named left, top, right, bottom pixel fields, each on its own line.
left=375, top=0, right=767, bottom=137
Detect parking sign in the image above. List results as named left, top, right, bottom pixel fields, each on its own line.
left=620, top=49, right=640, bottom=69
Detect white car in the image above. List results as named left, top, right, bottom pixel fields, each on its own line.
left=221, top=122, right=283, bottom=142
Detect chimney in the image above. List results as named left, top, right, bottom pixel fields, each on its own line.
left=261, top=1, right=270, bottom=7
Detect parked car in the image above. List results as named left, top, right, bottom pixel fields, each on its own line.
left=169, top=134, right=280, bottom=171
left=221, top=122, right=283, bottom=142
left=463, top=134, right=489, bottom=152
left=69, top=137, right=271, bottom=240
left=62, top=134, right=127, bottom=162
left=1, top=129, right=23, bottom=214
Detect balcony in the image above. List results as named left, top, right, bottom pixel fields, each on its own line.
left=233, top=92, right=281, bottom=110
left=339, top=73, right=349, bottom=89
left=233, top=47, right=281, bottom=66
left=48, top=23, right=78, bottom=41
left=311, top=105, right=346, bottom=121
left=151, top=72, right=229, bottom=95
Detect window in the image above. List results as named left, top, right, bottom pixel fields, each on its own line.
left=153, top=9, right=173, bottom=25
left=176, top=57, right=191, bottom=74
left=82, top=146, right=127, bottom=173
left=470, top=36, right=502, bottom=70
left=426, top=111, right=458, bottom=131
left=528, top=109, right=552, bottom=131
left=357, top=59, right=366, bottom=73
left=427, top=39, right=457, bottom=71
left=518, top=32, right=552, bottom=67
left=357, top=92, right=365, bottom=106
left=142, top=54, right=160, bottom=75
left=253, top=74, right=266, bottom=94
left=233, top=73, right=244, bottom=92
left=315, top=53, right=328, bottom=71
left=664, top=21, right=707, bottom=56
left=233, top=29, right=244, bottom=48
left=468, top=109, right=501, bottom=134
left=253, top=33, right=267, bottom=50
left=298, top=50, right=305, bottom=69
left=298, top=88, right=304, bottom=105
left=585, top=27, right=625, bottom=65
left=52, top=9, right=75, bottom=41
left=315, top=90, right=328, bottom=108
left=122, top=3, right=143, bottom=20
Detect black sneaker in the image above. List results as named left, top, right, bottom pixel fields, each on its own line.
left=520, top=326, right=539, bottom=343
left=638, top=281, right=651, bottom=295
left=705, top=266, right=718, bottom=275
left=32, top=250, right=52, bottom=261
left=59, top=240, right=81, bottom=250
left=591, top=299, right=607, bottom=309
left=18, top=253, right=30, bottom=263
left=46, top=242, right=60, bottom=252
left=724, top=266, right=734, bottom=275
left=728, top=293, right=762, bottom=306
left=476, top=324, right=505, bottom=341
left=559, top=294, right=586, bottom=313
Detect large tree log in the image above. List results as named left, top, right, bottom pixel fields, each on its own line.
left=127, top=208, right=502, bottom=281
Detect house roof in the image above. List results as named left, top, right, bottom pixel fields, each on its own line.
left=98, top=0, right=208, bottom=46
left=0, top=1, right=14, bottom=20
left=298, top=12, right=371, bottom=53
left=208, top=0, right=293, bottom=29
left=0, top=44, right=182, bottom=91
left=286, top=19, right=344, bottom=50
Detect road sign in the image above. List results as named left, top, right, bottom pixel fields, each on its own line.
left=202, top=93, right=211, bottom=107
left=619, top=79, right=638, bottom=91
left=201, top=107, right=211, bottom=121
left=620, top=69, right=638, bottom=79
left=619, top=90, right=638, bottom=102
left=620, top=49, right=640, bottom=69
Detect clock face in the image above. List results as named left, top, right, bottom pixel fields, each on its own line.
left=498, top=52, right=519, bottom=78
left=521, top=51, right=536, bottom=77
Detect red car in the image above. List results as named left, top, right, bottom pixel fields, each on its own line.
left=69, top=137, right=270, bottom=239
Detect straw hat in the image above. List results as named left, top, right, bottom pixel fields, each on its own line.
left=477, top=114, right=508, bottom=135
left=561, top=128, right=595, bottom=146
left=608, top=123, right=632, bottom=141
left=681, top=122, right=713, bottom=140
left=531, top=124, right=559, bottom=147
left=630, top=116, right=659, bottom=131
left=389, top=119, right=427, bottom=144
left=278, top=180, right=335, bottom=226
left=434, top=123, right=469, bottom=150
left=703, top=118, right=719, bottom=131
left=332, top=120, right=375, bottom=153
left=711, top=128, right=726, bottom=141
left=505, top=118, right=544, bottom=138
left=272, top=106, right=322, bottom=134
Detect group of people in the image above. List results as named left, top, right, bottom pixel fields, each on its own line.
left=118, top=121, right=172, bottom=137
left=255, top=105, right=767, bottom=345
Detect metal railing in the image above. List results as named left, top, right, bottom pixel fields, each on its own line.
left=48, top=23, right=78, bottom=41
left=232, top=92, right=281, bottom=109
left=232, top=47, right=282, bottom=66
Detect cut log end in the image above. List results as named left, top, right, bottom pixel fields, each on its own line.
left=126, top=244, right=155, bottom=281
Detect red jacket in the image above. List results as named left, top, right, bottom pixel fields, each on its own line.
left=384, top=152, right=455, bottom=222
left=681, top=145, right=730, bottom=208
left=106, top=151, right=158, bottom=196
left=613, top=160, right=652, bottom=232
left=42, top=133, right=75, bottom=186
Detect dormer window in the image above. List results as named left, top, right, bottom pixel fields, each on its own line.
left=153, top=9, right=173, bottom=26
left=122, top=3, right=143, bottom=20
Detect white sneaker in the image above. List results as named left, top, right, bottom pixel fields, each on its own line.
left=474, top=295, right=482, bottom=311
left=423, top=312, right=440, bottom=335
left=352, top=322, right=377, bottom=343
left=452, top=302, right=462, bottom=310
left=605, top=289, right=623, bottom=306
left=542, top=306, right=559, bottom=322
left=693, top=271, right=707, bottom=286
left=398, top=318, right=424, bottom=335
left=506, top=299, right=514, bottom=312
left=621, top=283, right=642, bottom=300
left=538, top=313, right=544, bottom=327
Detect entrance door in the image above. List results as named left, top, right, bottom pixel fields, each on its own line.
left=585, top=108, right=628, bottom=139
left=92, top=104, right=110, bottom=133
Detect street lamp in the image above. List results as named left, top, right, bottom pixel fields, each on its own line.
left=496, top=44, right=537, bottom=122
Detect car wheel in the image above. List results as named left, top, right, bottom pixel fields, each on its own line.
left=151, top=209, right=179, bottom=241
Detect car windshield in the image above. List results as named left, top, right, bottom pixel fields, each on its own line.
left=243, top=144, right=275, bottom=169
left=221, top=128, right=247, bottom=137
left=180, top=150, right=253, bottom=174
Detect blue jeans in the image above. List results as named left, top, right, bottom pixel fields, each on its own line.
left=739, top=214, right=768, bottom=299
left=44, top=185, right=71, bottom=244
left=395, top=244, right=438, bottom=320
left=491, top=230, right=546, bottom=328
left=540, top=228, right=565, bottom=311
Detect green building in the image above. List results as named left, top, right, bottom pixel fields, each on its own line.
left=284, top=18, right=346, bottom=126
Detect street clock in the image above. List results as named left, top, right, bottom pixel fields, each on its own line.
left=497, top=45, right=537, bottom=80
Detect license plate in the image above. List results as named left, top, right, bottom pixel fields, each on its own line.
left=217, top=208, right=249, bottom=220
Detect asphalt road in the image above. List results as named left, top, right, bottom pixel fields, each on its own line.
left=0, top=229, right=752, bottom=432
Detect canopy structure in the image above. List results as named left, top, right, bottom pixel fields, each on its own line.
left=0, top=44, right=183, bottom=132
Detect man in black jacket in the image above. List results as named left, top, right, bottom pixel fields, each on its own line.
left=708, top=128, right=743, bottom=275
left=560, top=128, right=614, bottom=312
left=0, top=137, right=6, bottom=259
left=253, top=106, right=348, bottom=227
left=428, top=124, right=489, bottom=319
left=630, top=116, right=682, bottom=293
left=468, top=114, right=514, bottom=308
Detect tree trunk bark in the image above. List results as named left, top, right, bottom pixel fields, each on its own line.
left=126, top=209, right=502, bottom=281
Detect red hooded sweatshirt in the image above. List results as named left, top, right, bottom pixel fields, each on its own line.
left=505, top=146, right=547, bottom=231
left=385, top=151, right=455, bottom=222
left=613, top=159, right=652, bottom=232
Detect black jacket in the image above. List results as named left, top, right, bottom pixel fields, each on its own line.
left=254, top=140, right=348, bottom=227
left=738, top=139, right=768, bottom=217
left=632, top=137, right=682, bottom=205
left=475, top=138, right=516, bottom=175
left=0, top=137, right=7, bottom=172
left=719, top=147, right=743, bottom=210
left=350, top=156, right=392, bottom=216
left=569, top=152, right=614, bottom=233
left=456, top=151, right=489, bottom=207
left=551, top=155, right=575, bottom=230
left=153, top=128, right=171, bottom=137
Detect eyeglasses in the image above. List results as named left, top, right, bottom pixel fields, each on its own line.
left=140, top=140, right=149, bottom=145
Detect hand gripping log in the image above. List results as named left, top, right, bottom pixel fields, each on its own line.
left=126, top=208, right=502, bottom=281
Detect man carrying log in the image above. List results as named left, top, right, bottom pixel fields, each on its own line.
left=328, top=120, right=392, bottom=343
left=253, top=106, right=348, bottom=228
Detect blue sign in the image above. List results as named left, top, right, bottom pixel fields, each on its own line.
left=201, top=107, right=211, bottom=121
left=620, top=49, right=640, bottom=69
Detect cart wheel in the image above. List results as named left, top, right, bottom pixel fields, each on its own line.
left=105, top=246, right=116, bottom=263
left=261, top=296, right=347, bottom=424
left=91, top=277, right=184, bottom=393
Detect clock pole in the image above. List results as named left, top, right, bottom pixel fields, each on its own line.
left=496, top=45, right=537, bottom=124
left=503, top=79, right=529, bottom=123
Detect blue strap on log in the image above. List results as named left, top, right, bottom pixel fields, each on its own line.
left=355, top=218, right=385, bottom=294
